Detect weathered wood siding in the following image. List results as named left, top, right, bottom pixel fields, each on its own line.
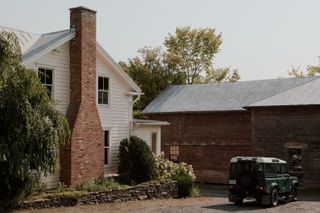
left=252, top=106, right=320, bottom=188
left=148, top=111, right=253, bottom=183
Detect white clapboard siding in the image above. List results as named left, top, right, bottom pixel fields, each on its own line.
left=133, top=126, right=161, bottom=155
left=24, top=42, right=70, bottom=189
left=96, top=52, right=133, bottom=175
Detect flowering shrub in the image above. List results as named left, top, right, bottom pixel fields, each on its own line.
left=154, top=152, right=196, bottom=197
left=154, top=152, right=196, bottom=181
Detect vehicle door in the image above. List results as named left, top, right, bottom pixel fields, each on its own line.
left=276, top=164, right=285, bottom=193
left=281, top=164, right=291, bottom=193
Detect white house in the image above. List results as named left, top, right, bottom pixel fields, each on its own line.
left=0, top=6, right=168, bottom=188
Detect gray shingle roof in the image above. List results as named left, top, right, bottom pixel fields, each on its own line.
left=247, top=78, right=320, bottom=107
left=143, top=77, right=319, bottom=113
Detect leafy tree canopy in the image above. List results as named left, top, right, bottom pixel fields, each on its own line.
left=0, top=32, right=70, bottom=209
left=120, top=27, right=240, bottom=112
left=288, top=57, right=320, bottom=77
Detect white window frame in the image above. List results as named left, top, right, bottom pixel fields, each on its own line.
left=97, top=75, right=110, bottom=106
left=104, top=129, right=111, bottom=167
left=37, top=65, right=55, bottom=99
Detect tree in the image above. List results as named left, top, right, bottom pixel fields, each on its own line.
left=121, top=27, right=240, bottom=112
left=0, top=32, right=70, bottom=209
left=288, top=57, right=320, bottom=77
left=165, top=26, right=239, bottom=84
left=120, top=47, right=184, bottom=113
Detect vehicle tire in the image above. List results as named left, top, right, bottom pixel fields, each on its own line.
left=235, top=198, right=243, bottom=205
left=271, top=188, right=279, bottom=207
left=291, top=185, right=298, bottom=202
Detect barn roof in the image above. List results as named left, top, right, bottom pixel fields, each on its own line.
left=247, top=78, right=320, bottom=107
left=143, top=77, right=319, bottom=113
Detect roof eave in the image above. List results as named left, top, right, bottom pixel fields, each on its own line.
left=22, top=31, right=75, bottom=65
left=96, top=43, right=141, bottom=93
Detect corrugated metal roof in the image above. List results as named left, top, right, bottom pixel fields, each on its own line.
left=247, top=78, right=320, bottom=107
left=22, top=29, right=75, bottom=62
left=0, top=25, right=40, bottom=53
left=0, top=26, right=74, bottom=62
left=143, top=77, right=319, bottom=113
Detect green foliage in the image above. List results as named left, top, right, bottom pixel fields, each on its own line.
left=118, top=136, right=157, bottom=184
left=172, top=174, right=194, bottom=197
left=119, top=47, right=184, bottom=112
left=154, top=152, right=196, bottom=197
left=0, top=32, right=70, bottom=209
left=121, top=27, right=240, bottom=112
left=74, top=177, right=127, bottom=192
left=288, top=57, right=320, bottom=77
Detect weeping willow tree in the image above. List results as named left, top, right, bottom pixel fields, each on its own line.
left=0, top=32, right=70, bottom=209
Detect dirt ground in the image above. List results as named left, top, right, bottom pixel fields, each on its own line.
left=16, top=185, right=320, bottom=213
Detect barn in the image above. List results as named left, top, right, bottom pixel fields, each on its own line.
left=143, top=77, right=320, bottom=188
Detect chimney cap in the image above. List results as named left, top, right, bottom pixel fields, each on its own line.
left=69, top=6, right=97, bottom=13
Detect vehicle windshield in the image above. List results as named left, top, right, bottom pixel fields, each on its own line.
left=229, top=161, right=262, bottom=179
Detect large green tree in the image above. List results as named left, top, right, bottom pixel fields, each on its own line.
left=120, top=47, right=184, bottom=113
left=0, top=32, right=70, bottom=209
left=121, top=27, right=240, bottom=112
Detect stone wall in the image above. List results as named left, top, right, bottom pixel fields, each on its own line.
left=19, top=181, right=178, bottom=210
left=147, top=111, right=253, bottom=184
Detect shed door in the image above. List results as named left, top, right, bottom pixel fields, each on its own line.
left=151, top=132, right=157, bottom=153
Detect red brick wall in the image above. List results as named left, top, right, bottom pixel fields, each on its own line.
left=148, top=111, right=253, bottom=183
left=252, top=106, right=320, bottom=188
left=60, top=7, right=104, bottom=186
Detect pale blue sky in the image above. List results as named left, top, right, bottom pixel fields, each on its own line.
left=1, top=0, right=319, bottom=80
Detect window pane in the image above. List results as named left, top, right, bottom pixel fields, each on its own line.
left=98, top=91, right=103, bottom=104
left=103, top=78, right=109, bottom=90
left=104, top=148, right=108, bottom=164
left=46, top=69, right=52, bottom=84
left=104, top=131, right=109, bottom=147
left=102, top=91, right=108, bottom=105
left=98, top=77, right=103, bottom=90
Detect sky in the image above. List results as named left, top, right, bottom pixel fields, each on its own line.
left=1, top=0, right=320, bottom=81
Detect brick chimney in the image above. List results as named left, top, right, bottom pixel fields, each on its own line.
left=60, top=6, right=104, bottom=186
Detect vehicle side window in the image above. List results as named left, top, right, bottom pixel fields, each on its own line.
left=281, top=164, right=289, bottom=175
left=265, top=163, right=276, bottom=177
left=276, top=164, right=282, bottom=175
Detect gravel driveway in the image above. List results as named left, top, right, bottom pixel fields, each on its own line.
left=17, top=185, right=320, bottom=213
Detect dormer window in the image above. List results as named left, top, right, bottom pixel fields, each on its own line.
left=38, top=68, right=53, bottom=98
left=98, top=76, right=109, bottom=105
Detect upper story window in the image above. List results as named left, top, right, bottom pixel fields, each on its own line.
left=38, top=68, right=53, bottom=98
left=98, top=76, right=109, bottom=105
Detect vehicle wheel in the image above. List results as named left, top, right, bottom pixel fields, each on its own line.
left=235, top=198, right=243, bottom=205
left=291, top=185, right=298, bottom=202
left=271, top=188, right=279, bottom=207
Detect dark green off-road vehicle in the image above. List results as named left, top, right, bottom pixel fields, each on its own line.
left=228, top=157, right=299, bottom=207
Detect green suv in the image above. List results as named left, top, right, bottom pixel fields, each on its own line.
left=228, top=156, right=299, bottom=206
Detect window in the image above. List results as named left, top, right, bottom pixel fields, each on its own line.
left=169, top=146, right=179, bottom=162
left=281, top=164, right=289, bottom=175
left=265, top=163, right=276, bottom=178
left=151, top=133, right=157, bottom=154
left=289, top=148, right=303, bottom=173
left=104, top=131, right=110, bottom=165
left=98, top=76, right=109, bottom=105
left=38, top=68, right=53, bottom=97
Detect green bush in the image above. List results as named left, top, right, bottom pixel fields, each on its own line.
left=74, top=177, right=127, bottom=192
left=118, top=136, right=156, bottom=184
left=172, top=174, right=194, bottom=197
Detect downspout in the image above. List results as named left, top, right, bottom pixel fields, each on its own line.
left=128, top=92, right=144, bottom=135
